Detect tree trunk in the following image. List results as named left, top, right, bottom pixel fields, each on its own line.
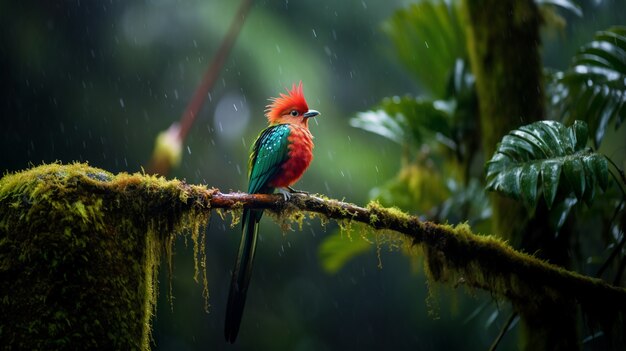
left=0, top=163, right=208, bottom=350
left=463, top=0, right=580, bottom=349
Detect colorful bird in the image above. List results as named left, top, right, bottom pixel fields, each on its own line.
left=225, top=82, right=320, bottom=343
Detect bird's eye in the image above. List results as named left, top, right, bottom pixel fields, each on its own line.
left=290, top=110, right=299, bottom=117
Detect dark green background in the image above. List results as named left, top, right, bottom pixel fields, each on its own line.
left=2, top=1, right=624, bottom=349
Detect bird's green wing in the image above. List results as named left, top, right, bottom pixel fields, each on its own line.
left=224, top=123, right=291, bottom=342
left=247, top=124, right=291, bottom=194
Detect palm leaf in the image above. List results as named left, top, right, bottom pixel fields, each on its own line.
left=350, top=96, right=452, bottom=149
left=350, top=110, right=407, bottom=145
left=383, top=0, right=465, bottom=97
left=535, top=0, right=582, bottom=17
left=486, top=120, right=609, bottom=208
left=552, top=26, right=626, bottom=147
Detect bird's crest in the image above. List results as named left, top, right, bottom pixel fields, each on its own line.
left=265, top=81, right=309, bottom=124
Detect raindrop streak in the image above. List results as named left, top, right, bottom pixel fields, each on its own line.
left=119, top=98, right=125, bottom=108
left=425, top=41, right=429, bottom=49
left=187, top=146, right=191, bottom=155
left=312, top=29, right=317, bottom=38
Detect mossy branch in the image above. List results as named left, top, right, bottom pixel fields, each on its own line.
left=209, top=192, right=626, bottom=306
left=2, top=163, right=625, bottom=349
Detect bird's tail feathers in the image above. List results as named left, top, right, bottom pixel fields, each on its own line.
left=224, top=209, right=260, bottom=343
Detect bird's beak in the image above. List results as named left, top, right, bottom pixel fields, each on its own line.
left=303, top=109, right=320, bottom=118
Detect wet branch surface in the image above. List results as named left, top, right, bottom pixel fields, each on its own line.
left=198, top=189, right=626, bottom=312
left=2, top=163, right=625, bottom=326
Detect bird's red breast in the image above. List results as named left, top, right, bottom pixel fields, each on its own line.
left=268, top=125, right=313, bottom=188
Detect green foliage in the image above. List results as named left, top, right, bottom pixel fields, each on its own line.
left=332, top=2, right=480, bottom=274
left=350, top=96, right=452, bottom=152
left=535, top=0, right=582, bottom=17
left=332, top=1, right=626, bottom=347
left=485, top=120, right=609, bottom=209
left=551, top=26, right=626, bottom=146
left=383, top=0, right=466, bottom=96
left=370, top=162, right=451, bottom=214
left=318, top=229, right=372, bottom=274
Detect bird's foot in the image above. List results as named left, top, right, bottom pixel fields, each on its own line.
left=287, top=186, right=309, bottom=195
left=276, top=188, right=292, bottom=201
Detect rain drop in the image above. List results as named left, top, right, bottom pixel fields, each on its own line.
left=119, top=98, right=125, bottom=108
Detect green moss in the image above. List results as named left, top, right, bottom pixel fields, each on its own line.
left=0, top=163, right=211, bottom=350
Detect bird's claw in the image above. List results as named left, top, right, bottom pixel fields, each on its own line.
left=277, top=188, right=291, bottom=201
left=287, top=186, right=309, bottom=195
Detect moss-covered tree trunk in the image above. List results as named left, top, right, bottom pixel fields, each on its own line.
left=0, top=164, right=208, bottom=350
left=463, top=0, right=580, bottom=349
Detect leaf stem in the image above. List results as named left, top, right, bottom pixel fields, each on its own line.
left=489, top=312, right=518, bottom=351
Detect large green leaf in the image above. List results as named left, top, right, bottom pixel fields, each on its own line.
left=383, top=0, right=465, bottom=97
left=486, top=120, right=609, bottom=208
left=350, top=96, right=452, bottom=149
left=535, top=0, right=582, bottom=17
left=551, top=26, right=626, bottom=146
left=318, top=229, right=372, bottom=274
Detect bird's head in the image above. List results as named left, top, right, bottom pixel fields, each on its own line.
left=265, top=81, right=319, bottom=127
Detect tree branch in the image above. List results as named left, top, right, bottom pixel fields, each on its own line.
left=203, top=190, right=626, bottom=309
left=2, top=163, right=625, bottom=349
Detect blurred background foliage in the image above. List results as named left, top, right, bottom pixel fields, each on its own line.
left=1, top=0, right=625, bottom=350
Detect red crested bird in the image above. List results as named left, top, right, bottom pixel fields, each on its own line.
left=225, top=82, right=320, bottom=343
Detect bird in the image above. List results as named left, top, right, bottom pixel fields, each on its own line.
left=225, top=82, right=320, bottom=343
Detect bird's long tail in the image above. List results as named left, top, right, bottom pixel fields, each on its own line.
left=225, top=208, right=260, bottom=343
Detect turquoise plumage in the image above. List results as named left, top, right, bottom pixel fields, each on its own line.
left=224, top=124, right=291, bottom=343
